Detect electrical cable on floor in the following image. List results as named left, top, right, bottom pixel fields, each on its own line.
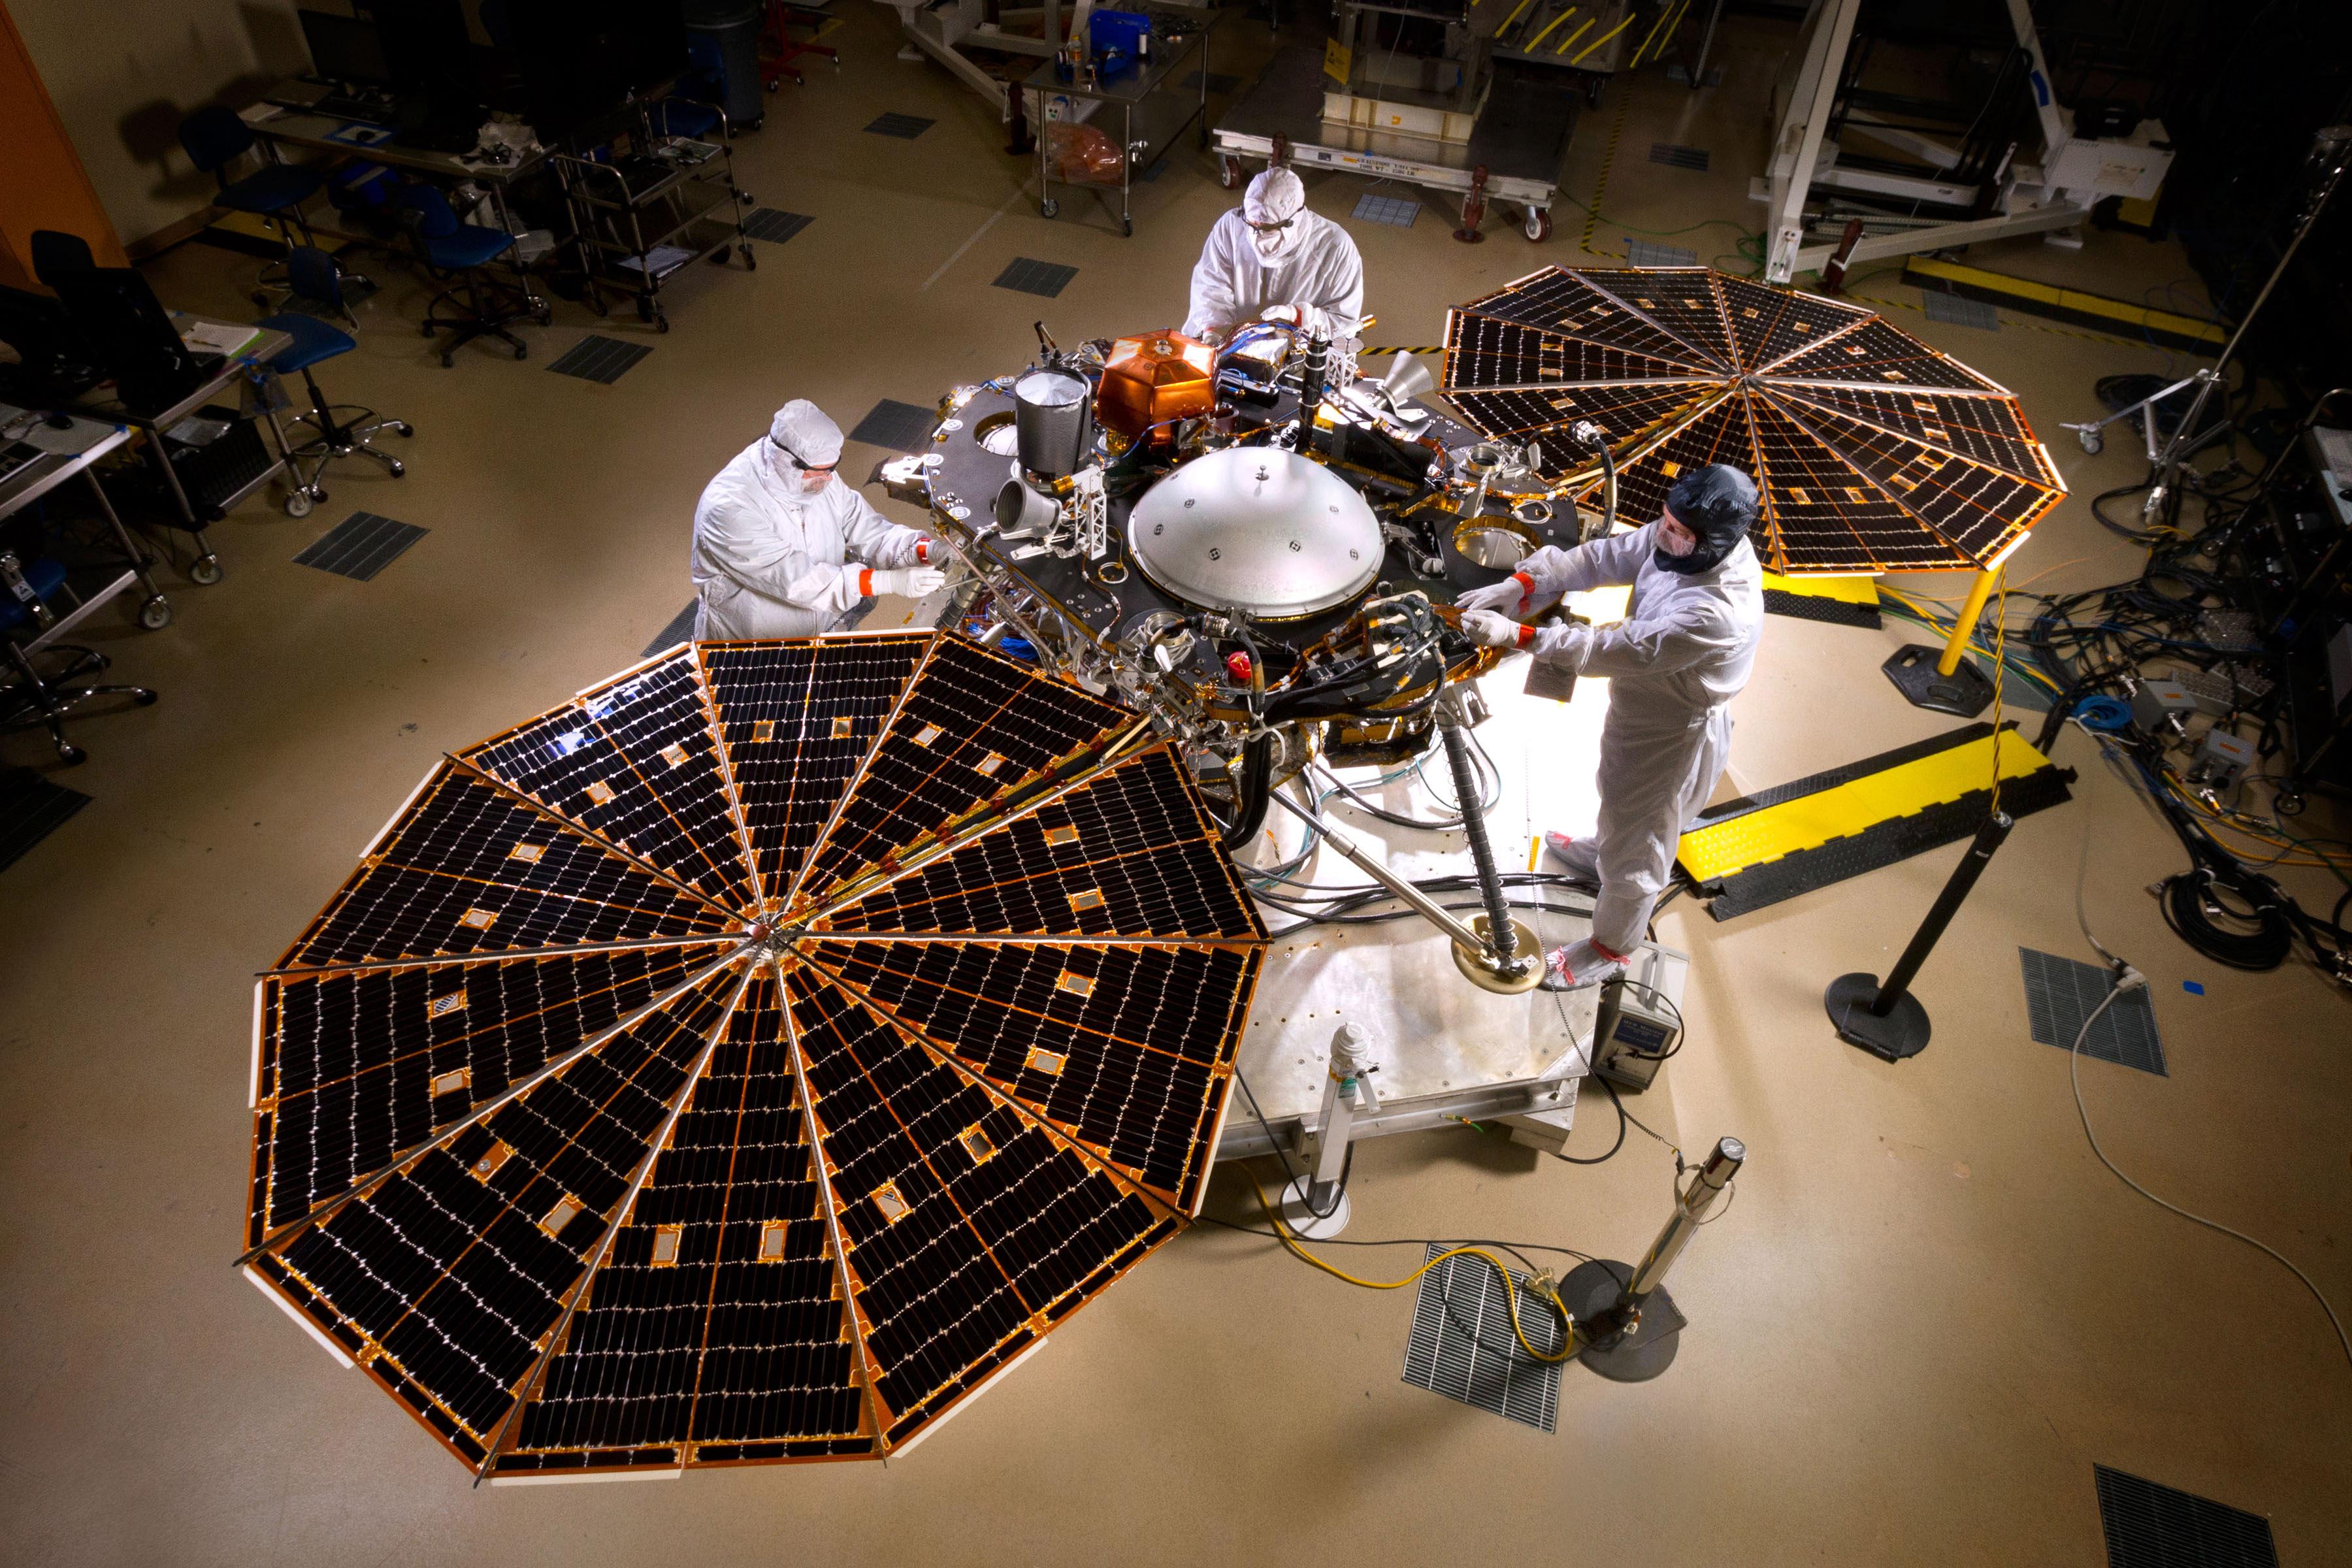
left=1240, top=1173, right=1578, bottom=1362
left=2063, top=809, right=2352, bottom=1375
left=2066, top=973, right=2352, bottom=1375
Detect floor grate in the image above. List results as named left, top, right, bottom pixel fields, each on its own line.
left=1921, top=290, right=2002, bottom=331
left=2020, top=948, right=2165, bottom=1075
left=866, top=112, right=935, bottom=139
left=1625, top=238, right=1699, bottom=267
left=1650, top=142, right=1712, bottom=171
left=993, top=257, right=1079, bottom=298
left=847, top=399, right=938, bottom=454
left=643, top=600, right=698, bottom=657
left=1401, top=1243, right=1563, bottom=1432
left=2094, top=1465, right=2277, bottom=1568
left=0, top=770, right=91, bottom=874
left=293, top=512, right=427, bottom=582
left=547, top=335, right=653, bottom=384
left=1352, top=193, right=1422, bottom=227
left=740, top=208, right=814, bottom=245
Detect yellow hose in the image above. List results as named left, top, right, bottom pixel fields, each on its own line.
left=1552, top=16, right=1595, bottom=54
left=1499, top=0, right=1536, bottom=37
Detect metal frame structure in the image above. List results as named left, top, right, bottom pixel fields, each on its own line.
left=1757, top=0, right=2172, bottom=284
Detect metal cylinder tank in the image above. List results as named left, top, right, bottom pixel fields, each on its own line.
left=1013, top=367, right=1094, bottom=478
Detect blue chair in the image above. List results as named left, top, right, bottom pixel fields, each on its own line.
left=178, top=106, right=327, bottom=308
left=1, top=552, right=157, bottom=766
left=391, top=185, right=547, bottom=366
left=253, top=248, right=413, bottom=517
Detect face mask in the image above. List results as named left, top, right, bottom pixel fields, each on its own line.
left=1249, top=218, right=1296, bottom=261
left=1654, top=537, right=1730, bottom=575
left=1652, top=512, right=1739, bottom=575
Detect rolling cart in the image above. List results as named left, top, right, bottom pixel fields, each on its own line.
left=1211, top=44, right=1580, bottom=241
left=557, top=135, right=755, bottom=332
left=1026, top=10, right=1222, bottom=237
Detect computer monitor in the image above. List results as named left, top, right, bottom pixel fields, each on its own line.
left=298, top=9, right=395, bottom=86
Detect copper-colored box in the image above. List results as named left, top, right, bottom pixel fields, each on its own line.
left=1095, top=331, right=1216, bottom=444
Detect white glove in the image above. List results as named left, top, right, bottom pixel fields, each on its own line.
left=1455, top=577, right=1529, bottom=615
left=869, top=566, right=947, bottom=598
left=1260, top=304, right=1301, bottom=327
left=1460, top=609, right=1522, bottom=649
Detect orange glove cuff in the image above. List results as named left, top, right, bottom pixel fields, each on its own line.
left=858, top=568, right=874, bottom=596
left=1515, top=623, right=1535, bottom=649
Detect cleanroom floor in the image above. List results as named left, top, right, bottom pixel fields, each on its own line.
left=3, top=8, right=2347, bottom=1565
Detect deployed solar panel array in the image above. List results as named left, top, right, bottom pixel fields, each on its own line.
left=1441, top=265, right=2066, bottom=574
left=244, top=631, right=1264, bottom=1478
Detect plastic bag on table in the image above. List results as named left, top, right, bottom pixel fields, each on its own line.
left=1045, top=121, right=1124, bottom=187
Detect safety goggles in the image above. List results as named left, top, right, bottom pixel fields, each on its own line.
left=1245, top=216, right=1296, bottom=235
left=770, top=436, right=836, bottom=476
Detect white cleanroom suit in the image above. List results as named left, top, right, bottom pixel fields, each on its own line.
left=1467, top=517, right=1765, bottom=958
left=690, top=401, right=941, bottom=639
left=1183, top=168, right=1365, bottom=345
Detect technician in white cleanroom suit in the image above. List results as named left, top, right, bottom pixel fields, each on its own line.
left=690, top=400, right=947, bottom=638
left=1458, top=465, right=1766, bottom=989
left=1183, top=167, right=1365, bottom=346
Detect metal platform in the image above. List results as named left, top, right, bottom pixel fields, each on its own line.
left=1210, top=46, right=1578, bottom=241
left=1215, top=655, right=1618, bottom=1159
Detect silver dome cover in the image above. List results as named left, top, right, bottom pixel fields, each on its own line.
left=1126, top=448, right=1383, bottom=619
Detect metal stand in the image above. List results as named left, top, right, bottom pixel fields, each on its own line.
left=2136, top=125, right=2349, bottom=536
left=1267, top=685, right=1540, bottom=994
left=1560, top=1135, right=1744, bottom=1382
left=1279, top=1022, right=1378, bottom=1238
left=1882, top=566, right=1997, bottom=717
left=1825, top=811, right=2011, bottom=1060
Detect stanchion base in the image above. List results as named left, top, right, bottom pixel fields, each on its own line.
left=1452, top=914, right=1544, bottom=994
left=1825, top=972, right=1931, bottom=1060
left=1278, top=1176, right=1350, bottom=1239
left=1559, top=1260, right=1686, bottom=1382
left=1883, top=644, right=1995, bottom=717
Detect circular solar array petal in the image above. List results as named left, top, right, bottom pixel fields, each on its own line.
left=1441, top=265, right=2068, bottom=573
left=243, top=632, right=1266, bottom=1479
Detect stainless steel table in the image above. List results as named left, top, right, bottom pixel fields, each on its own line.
left=0, top=404, right=174, bottom=638
left=1026, top=11, right=1222, bottom=237
left=63, top=314, right=294, bottom=586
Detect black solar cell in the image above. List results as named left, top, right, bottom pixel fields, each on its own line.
left=817, top=748, right=1262, bottom=942
left=1573, top=269, right=1739, bottom=372
left=809, top=938, right=1257, bottom=1207
left=1444, top=311, right=1713, bottom=391
left=261, top=967, right=745, bottom=1462
left=784, top=970, right=1168, bottom=1431
left=456, top=651, right=760, bottom=911
left=794, top=636, right=1132, bottom=905
left=700, top=636, right=932, bottom=908
left=278, top=768, right=735, bottom=970
left=255, top=942, right=734, bottom=1235
left=1455, top=267, right=1717, bottom=370
left=248, top=630, right=1264, bottom=1475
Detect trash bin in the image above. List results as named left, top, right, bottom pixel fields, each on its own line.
left=683, top=1, right=765, bottom=130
